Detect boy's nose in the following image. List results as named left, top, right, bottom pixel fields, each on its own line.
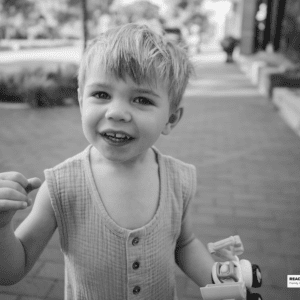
left=105, top=101, right=131, bottom=122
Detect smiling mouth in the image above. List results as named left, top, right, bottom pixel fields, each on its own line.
left=101, top=131, right=134, bottom=144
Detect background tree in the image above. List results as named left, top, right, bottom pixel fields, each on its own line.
left=121, top=0, right=160, bottom=22
left=81, top=0, right=88, bottom=51
left=66, top=0, right=114, bottom=51
left=0, top=0, right=35, bottom=38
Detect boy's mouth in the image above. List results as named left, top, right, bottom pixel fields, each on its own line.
left=100, top=131, right=134, bottom=144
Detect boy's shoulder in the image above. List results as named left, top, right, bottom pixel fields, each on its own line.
left=155, top=147, right=196, bottom=174
left=154, top=147, right=196, bottom=187
left=154, top=147, right=197, bottom=201
left=46, top=146, right=90, bottom=173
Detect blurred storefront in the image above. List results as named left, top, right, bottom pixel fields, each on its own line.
left=225, top=0, right=300, bottom=63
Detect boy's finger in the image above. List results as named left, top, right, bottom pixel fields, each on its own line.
left=0, top=180, right=27, bottom=195
left=0, top=172, right=28, bottom=188
left=0, top=188, right=30, bottom=210
left=0, top=199, right=29, bottom=211
left=25, top=177, right=42, bottom=194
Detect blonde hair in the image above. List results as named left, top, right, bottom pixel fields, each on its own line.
left=78, top=23, right=193, bottom=112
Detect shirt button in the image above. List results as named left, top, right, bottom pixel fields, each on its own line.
left=132, top=237, right=139, bottom=246
left=133, top=286, right=141, bottom=295
left=132, top=261, right=140, bottom=270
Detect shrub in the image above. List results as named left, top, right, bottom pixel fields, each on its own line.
left=0, top=63, right=78, bottom=107
left=220, top=36, right=240, bottom=53
left=0, top=74, right=24, bottom=102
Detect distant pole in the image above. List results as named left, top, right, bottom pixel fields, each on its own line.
left=81, top=0, right=88, bottom=53
left=262, top=0, right=273, bottom=49
left=273, top=0, right=286, bottom=51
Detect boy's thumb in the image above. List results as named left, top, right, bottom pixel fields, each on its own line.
left=25, top=177, right=42, bottom=194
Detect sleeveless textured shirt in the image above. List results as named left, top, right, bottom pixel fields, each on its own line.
left=44, top=145, right=196, bottom=300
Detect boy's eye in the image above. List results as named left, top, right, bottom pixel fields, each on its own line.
left=93, top=91, right=110, bottom=99
left=134, top=97, right=153, bottom=105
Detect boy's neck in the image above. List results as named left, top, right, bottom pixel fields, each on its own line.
left=90, top=147, right=157, bottom=172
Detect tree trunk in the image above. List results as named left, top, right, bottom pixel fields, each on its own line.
left=81, top=0, right=88, bottom=52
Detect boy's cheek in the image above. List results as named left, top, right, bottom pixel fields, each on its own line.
left=80, top=107, right=99, bottom=127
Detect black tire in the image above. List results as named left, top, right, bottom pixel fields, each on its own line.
left=247, top=289, right=263, bottom=300
left=252, top=264, right=262, bottom=287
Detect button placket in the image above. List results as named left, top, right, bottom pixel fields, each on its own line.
left=127, top=234, right=143, bottom=298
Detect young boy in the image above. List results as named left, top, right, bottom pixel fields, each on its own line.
left=0, top=23, right=214, bottom=299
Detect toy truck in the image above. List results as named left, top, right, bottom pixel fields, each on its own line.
left=200, top=236, right=262, bottom=300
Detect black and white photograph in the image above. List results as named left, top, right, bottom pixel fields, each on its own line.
left=0, top=0, right=299, bottom=299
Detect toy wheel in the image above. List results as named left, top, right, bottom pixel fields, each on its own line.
left=252, top=264, right=262, bottom=287
left=240, top=259, right=253, bottom=288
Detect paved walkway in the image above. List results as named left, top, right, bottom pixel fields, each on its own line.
left=1, top=50, right=300, bottom=300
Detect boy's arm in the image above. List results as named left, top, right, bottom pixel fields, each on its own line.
left=0, top=220, right=27, bottom=285
left=15, top=181, right=57, bottom=279
left=175, top=237, right=215, bottom=287
left=175, top=203, right=215, bottom=287
left=0, top=175, right=57, bottom=285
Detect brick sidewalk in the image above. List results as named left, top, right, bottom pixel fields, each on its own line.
left=1, top=52, right=300, bottom=299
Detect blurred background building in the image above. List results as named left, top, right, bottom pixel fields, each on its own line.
left=223, top=0, right=300, bottom=64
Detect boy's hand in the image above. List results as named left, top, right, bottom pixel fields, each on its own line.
left=0, top=172, right=42, bottom=228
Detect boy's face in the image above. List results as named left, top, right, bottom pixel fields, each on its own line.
left=78, top=66, right=177, bottom=164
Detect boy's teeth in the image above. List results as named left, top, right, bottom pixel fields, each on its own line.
left=104, top=132, right=131, bottom=139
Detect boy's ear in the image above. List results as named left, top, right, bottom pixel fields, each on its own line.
left=162, top=107, right=184, bottom=135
